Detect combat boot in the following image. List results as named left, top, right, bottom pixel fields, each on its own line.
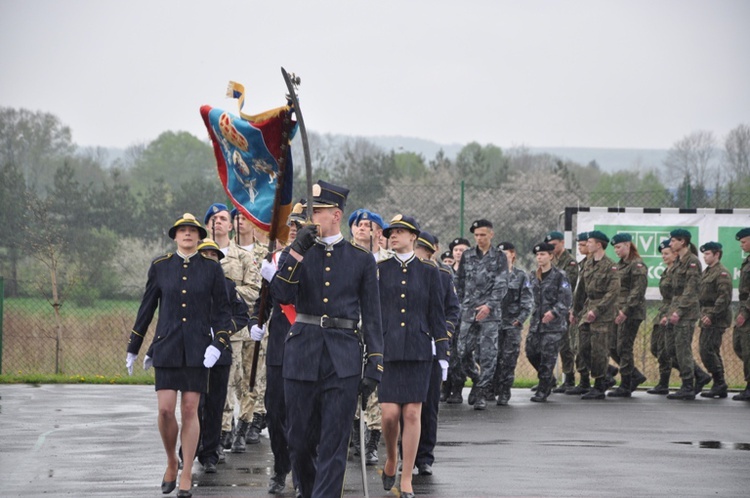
left=268, top=472, right=287, bottom=494
left=630, top=369, right=647, bottom=391
left=581, top=377, right=606, bottom=400
left=604, top=365, right=619, bottom=390
left=530, top=380, right=550, bottom=402
left=220, top=429, right=233, bottom=450
left=732, top=383, right=750, bottom=401
left=350, top=419, right=362, bottom=457
left=607, top=375, right=632, bottom=397
left=365, top=429, right=380, bottom=465
left=497, top=387, right=511, bottom=406
left=693, top=366, right=712, bottom=395
left=440, top=383, right=450, bottom=402
left=232, top=419, right=249, bottom=453
left=473, top=389, right=487, bottom=410
left=246, top=412, right=264, bottom=444
left=701, top=373, right=728, bottom=399
left=647, top=373, right=670, bottom=394
left=565, top=373, right=590, bottom=395
left=468, top=384, right=479, bottom=405
left=553, top=373, right=575, bottom=393
left=666, top=380, right=696, bottom=400
left=446, top=390, right=463, bottom=404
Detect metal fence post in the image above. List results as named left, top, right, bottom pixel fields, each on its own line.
left=0, top=276, right=4, bottom=374
left=460, top=180, right=465, bottom=237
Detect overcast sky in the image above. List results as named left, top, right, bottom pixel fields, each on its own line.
left=1, top=0, right=748, bottom=150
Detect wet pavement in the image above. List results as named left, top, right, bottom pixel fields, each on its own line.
left=1, top=383, right=749, bottom=497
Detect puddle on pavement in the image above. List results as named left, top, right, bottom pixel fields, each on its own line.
left=673, top=441, right=750, bottom=451
left=436, top=439, right=511, bottom=446
left=537, top=440, right=625, bottom=448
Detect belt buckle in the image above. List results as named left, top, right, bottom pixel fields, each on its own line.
left=320, top=314, right=331, bottom=328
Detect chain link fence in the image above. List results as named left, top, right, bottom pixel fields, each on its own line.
left=2, top=181, right=750, bottom=386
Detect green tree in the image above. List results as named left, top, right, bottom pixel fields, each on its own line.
left=0, top=162, right=30, bottom=296
left=456, top=142, right=509, bottom=184
left=394, top=151, right=427, bottom=181
left=589, top=170, right=673, bottom=207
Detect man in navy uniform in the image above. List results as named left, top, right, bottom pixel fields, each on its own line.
left=270, top=180, right=384, bottom=498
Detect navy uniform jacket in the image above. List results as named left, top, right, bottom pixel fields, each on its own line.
left=271, top=237, right=384, bottom=381
left=437, top=262, right=461, bottom=348
left=529, top=266, right=573, bottom=334
left=379, top=255, right=449, bottom=362
left=128, top=252, right=232, bottom=368
left=217, top=278, right=250, bottom=366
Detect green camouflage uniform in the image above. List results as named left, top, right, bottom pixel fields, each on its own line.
left=651, top=265, right=674, bottom=378
left=699, top=262, right=732, bottom=377
left=733, top=255, right=750, bottom=382
left=573, top=255, right=620, bottom=379
left=610, top=256, right=648, bottom=377
left=553, top=250, right=579, bottom=376
left=666, top=251, right=702, bottom=383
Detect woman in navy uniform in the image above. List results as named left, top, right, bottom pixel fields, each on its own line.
left=126, top=214, right=232, bottom=498
left=378, top=215, right=448, bottom=498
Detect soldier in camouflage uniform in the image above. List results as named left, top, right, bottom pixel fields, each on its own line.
left=647, top=240, right=676, bottom=395
left=607, top=233, right=648, bottom=397
left=445, top=237, right=472, bottom=404
left=526, top=243, right=573, bottom=402
left=565, top=232, right=593, bottom=395
left=492, top=242, right=533, bottom=405
left=571, top=230, right=619, bottom=400
left=456, top=220, right=508, bottom=410
left=697, top=242, right=732, bottom=399
left=204, top=204, right=261, bottom=453
left=732, top=228, right=750, bottom=401
left=665, top=229, right=711, bottom=400
left=545, top=231, right=580, bottom=393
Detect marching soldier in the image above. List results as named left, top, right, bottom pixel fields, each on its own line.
left=647, top=239, right=677, bottom=395
left=571, top=230, right=620, bottom=400
left=566, top=232, right=592, bottom=395
left=456, top=220, right=508, bottom=410
left=493, top=242, right=533, bottom=405
left=526, top=242, right=573, bottom=402
left=697, top=241, right=732, bottom=399
left=665, top=229, right=711, bottom=400
left=608, top=233, right=648, bottom=397
left=545, top=231, right=580, bottom=393
left=270, top=180, right=383, bottom=498
left=732, top=228, right=750, bottom=401
left=444, top=236, right=473, bottom=403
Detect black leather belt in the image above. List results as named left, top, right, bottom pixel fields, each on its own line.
left=296, top=313, right=358, bottom=330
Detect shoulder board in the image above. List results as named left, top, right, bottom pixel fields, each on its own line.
left=349, top=241, right=370, bottom=254
left=438, top=265, right=451, bottom=274
left=152, top=253, right=173, bottom=264
left=420, top=258, right=438, bottom=267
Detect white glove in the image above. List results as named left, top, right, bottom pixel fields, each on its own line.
left=439, top=359, right=449, bottom=382
left=250, top=324, right=266, bottom=341
left=260, top=258, right=277, bottom=282
left=126, top=352, right=137, bottom=376
left=203, top=345, right=221, bottom=368
left=143, top=355, right=153, bottom=371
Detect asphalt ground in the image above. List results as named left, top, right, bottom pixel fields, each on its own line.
left=1, top=384, right=749, bottom=497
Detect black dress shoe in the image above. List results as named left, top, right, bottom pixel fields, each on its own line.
left=176, top=489, right=192, bottom=498
left=382, top=471, right=396, bottom=490
left=161, top=473, right=176, bottom=494
left=417, top=462, right=433, bottom=475
left=401, top=492, right=416, bottom=498
left=204, top=461, right=217, bottom=474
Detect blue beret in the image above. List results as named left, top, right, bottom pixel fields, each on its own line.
left=533, top=242, right=555, bottom=254
left=497, top=241, right=515, bottom=251
left=670, top=228, right=691, bottom=239
left=470, top=219, right=493, bottom=233
left=204, top=203, right=228, bottom=225
left=736, top=228, right=750, bottom=240
left=356, top=210, right=386, bottom=230
left=588, top=230, right=609, bottom=244
left=700, top=241, right=722, bottom=253
left=384, top=214, right=420, bottom=238
left=658, top=239, right=671, bottom=252
left=449, top=237, right=471, bottom=250
left=347, top=208, right=366, bottom=228
left=577, top=231, right=589, bottom=242
left=416, top=231, right=437, bottom=253
left=610, top=233, right=632, bottom=246
left=544, top=231, right=564, bottom=242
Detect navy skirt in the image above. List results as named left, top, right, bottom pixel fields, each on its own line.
left=154, top=366, right=209, bottom=393
left=378, top=360, right=432, bottom=404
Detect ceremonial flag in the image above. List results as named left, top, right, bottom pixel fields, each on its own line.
left=200, top=81, right=296, bottom=236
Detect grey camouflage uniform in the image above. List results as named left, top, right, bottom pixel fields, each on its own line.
left=493, top=266, right=533, bottom=395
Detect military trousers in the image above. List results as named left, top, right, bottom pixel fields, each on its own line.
left=447, top=320, right=468, bottom=394
left=265, top=365, right=293, bottom=481
left=650, top=324, right=672, bottom=377
left=493, top=325, right=522, bottom=393
left=284, top=344, right=359, bottom=498
left=699, top=326, right=726, bottom=377
left=608, top=318, right=642, bottom=377
left=570, top=323, right=588, bottom=375
left=665, top=320, right=697, bottom=382
left=457, top=319, right=500, bottom=390
left=525, top=331, right=564, bottom=385
left=733, top=322, right=750, bottom=382
left=578, top=321, right=610, bottom=379
left=198, top=363, right=230, bottom=466
left=558, top=325, right=575, bottom=375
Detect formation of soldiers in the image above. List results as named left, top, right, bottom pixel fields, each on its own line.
left=129, top=182, right=750, bottom=498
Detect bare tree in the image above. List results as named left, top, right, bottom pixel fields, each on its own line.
left=724, top=124, right=750, bottom=182
left=664, top=130, right=717, bottom=187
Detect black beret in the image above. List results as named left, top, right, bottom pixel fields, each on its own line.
left=469, top=219, right=493, bottom=233
left=533, top=242, right=555, bottom=254
left=497, top=241, right=515, bottom=251
left=700, top=241, right=722, bottom=253
left=736, top=228, right=750, bottom=240
left=658, top=239, right=671, bottom=252
left=440, top=250, right=453, bottom=261
left=449, top=237, right=471, bottom=250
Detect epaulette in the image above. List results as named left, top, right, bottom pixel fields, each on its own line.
left=420, top=258, right=438, bottom=267
left=377, top=255, right=394, bottom=264
left=152, top=253, right=173, bottom=264
left=438, top=265, right=451, bottom=274
left=349, top=241, right=370, bottom=254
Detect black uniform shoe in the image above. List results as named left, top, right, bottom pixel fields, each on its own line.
left=203, top=462, right=217, bottom=474
left=553, top=373, right=575, bottom=393
left=565, top=374, right=591, bottom=395
left=365, top=429, right=380, bottom=465
left=467, top=385, right=479, bottom=405
left=581, top=378, right=606, bottom=400
left=693, top=367, right=712, bottom=395
left=446, top=392, right=463, bottom=404
left=217, top=447, right=226, bottom=464
left=473, top=394, right=487, bottom=410
left=701, top=381, right=728, bottom=398
left=220, top=429, right=233, bottom=450
left=630, top=369, right=647, bottom=391
left=246, top=413, right=264, bottom=444
left=382, top=470, right=396, bottom=490
left=417, top=463, right=433, bottom=475
left=732, top=384, right=750, bottom=401
left=161, top=476, right=176, bottom=494
left=484, top=391, right=497, bottom=402
left=608, top=375, right=632, bottom=397
left=666, top=380, right=696, bottom=400
left=604, top=365, right=619, bottom=390
left=497, top=389, right=511, bottom=406
left=647, top=373, right=671, bottom=394
left=232, top=420, right=249, bottom=453
left=530, top=384, right=539, bottom=393
left=268, top=473, right=287, bottom=494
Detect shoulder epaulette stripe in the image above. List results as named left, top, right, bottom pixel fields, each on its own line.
left=349, top=241, right=370, bottom=253
left=153, top=253, right=172, bottom=264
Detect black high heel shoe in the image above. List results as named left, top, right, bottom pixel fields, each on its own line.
left=160, top=475, right=176, bottom=494
left=176, top=489, right=192, bottom=498
left=382, top=471, right=396, bottom=491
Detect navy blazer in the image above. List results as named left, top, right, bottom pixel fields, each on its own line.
left=216, top=278, right=249, bottom=366
left=438, top=262, right=460, bottom=347
left=271, top=237, right=384, bottom=382
left=378, top=255, right=448, bottom=362
left=128, top=252, right=232, bottom=368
